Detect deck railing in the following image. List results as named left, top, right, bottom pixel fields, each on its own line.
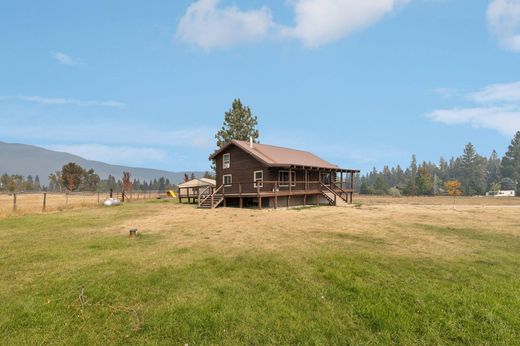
left=213, top=180, right=353, bottom=196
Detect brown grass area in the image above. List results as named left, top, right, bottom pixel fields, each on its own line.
left=2, top=194, right=519, bottom=262
left=356, top=194, right=520, bottom=206
left=0, top=192, right=161, bottom=217
left=99, top=197, right=520, bottom=264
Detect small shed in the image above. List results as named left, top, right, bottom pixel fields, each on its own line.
left=178, top=178, right=216, bottom=203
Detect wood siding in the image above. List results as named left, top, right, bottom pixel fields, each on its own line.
left=214, top=143, right=340, bottom=195
left=214, top=144, right=267, bottom=194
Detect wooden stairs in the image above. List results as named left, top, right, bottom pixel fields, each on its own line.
left=198, top=186, right=224, bottom=209
left=320, top=183, right=349, bottom=207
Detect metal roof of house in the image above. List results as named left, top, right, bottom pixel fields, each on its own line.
left=209, top=140, right=359, bottom=172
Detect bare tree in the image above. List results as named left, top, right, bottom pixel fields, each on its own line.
left=122, top=172, right=132, bottom=193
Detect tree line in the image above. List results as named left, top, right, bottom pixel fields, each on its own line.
left=360, top=131, right=520, bottom=196
left=1, top=162, right=178, bottom=193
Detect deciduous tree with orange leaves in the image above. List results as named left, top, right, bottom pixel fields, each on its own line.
left=444, top=180, right=462, bottom=209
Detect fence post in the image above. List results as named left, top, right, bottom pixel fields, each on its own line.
left=110, top=188, right=113, bottom=198
left=122, top=190, right=125, bottom=203
left=13, top=193, right=16, bottom=211
left=65, top=192, right=68, bottom=205
left=42, top=193, right=47, bottom=212
left=97, top=192, right=100, bottom=204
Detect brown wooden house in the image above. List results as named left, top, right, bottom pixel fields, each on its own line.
left=198, top=140, right=359, bottom=209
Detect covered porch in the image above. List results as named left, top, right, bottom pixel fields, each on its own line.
left=201, top=166, right=359, bottom=209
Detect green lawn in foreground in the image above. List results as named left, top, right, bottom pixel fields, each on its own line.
left=0, top=202, right=519, bottom=345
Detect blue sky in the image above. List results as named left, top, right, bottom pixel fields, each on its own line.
left=1, top=0, right=520, bottom=173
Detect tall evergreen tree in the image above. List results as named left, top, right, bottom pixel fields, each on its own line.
left=486, top=150, right=501, bottom=190
left=403, top=155, right=418, bottom=195
left=215, top=99, right=259, bottom=148
left=501, top=131, right=520, bottom=193
left=25, top=175, right=34, bottom=191
left=460, top=143, right=486, bottom=195
left=34, top=175, right=41, bottom=191
left=415, top=167, right=433, bottom=195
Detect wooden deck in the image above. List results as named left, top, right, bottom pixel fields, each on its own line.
left=196, top=180, right=355, bottom=208
left=220, top=188, right=354, bottom=198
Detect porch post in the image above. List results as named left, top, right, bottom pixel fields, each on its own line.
left=289, top=167, right=292, bottom=194
left=350, top=172, right=355, bottom=204
left=257, top=185, right=261, bottom=209
left=275, top=182, right=278, bottom=209
left=305, top=169, right=308, bottom=191
left=239, top=183, right=243, bottom=208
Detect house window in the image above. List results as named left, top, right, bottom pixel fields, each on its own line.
left=279, top=170, right=296, bottom=187
left=223, top=174, right=232, bottom=186
left=254, top=171, right=263, bottom=188
left=223, top=153, right=230, bottom=169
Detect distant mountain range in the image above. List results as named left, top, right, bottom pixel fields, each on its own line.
left=0, top=141, right=205, bottom=186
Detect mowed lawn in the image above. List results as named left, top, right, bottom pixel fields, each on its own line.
left=1, top=198, right=520, bottom=344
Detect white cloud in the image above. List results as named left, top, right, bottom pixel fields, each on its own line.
left=176, top=0, right=410, bottom=50
left=428, top=81, right=520, bottom=136
left=427, top=106, right=520, bottom=136
left=43, top=144, right=168, bottom=166
left=282, top=0, right=410, bottom=48
left=468, top=81, right=520, bottom=103
left=176, top=0, right=275, bottom=50
left=51, top=51, right=82, bottom=66
left=487, top=0, right=520, bottom=52
left=16, top=95, right=126, bottom=109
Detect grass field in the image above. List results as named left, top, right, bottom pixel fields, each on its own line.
left=1, top=197, right=520, bottom=344
left=0, top=191, right=161, bottom=217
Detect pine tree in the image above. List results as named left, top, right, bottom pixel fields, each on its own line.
left=501, top=131, right=520, bottom=193
left=215, top=99, right=259, bottom=148
left=25, top=175, right=34, bottom=191
left=203, top=171, right=215, bottom=179
left=34, top=175, right=41, bottom=191
left=403, top=155, right=418, bottom=195
left=373, top=177, right=389, bottom=195
left=460, top=143, right=486, bottom=195
left=359, top=182, right=369, bottom=195
left=486, top=150, right=501, bottom=190
left=410, top=155, right=418, bottom=179
left=415, top=167, right=433, bottom=195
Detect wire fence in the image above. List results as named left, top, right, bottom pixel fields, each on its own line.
left=0, top=190, right=166, bottom=216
